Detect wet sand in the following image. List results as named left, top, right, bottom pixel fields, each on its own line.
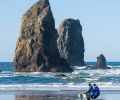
left=0, top=94, right=120, bottom=100
left=0, top=90, right=120, bottom=100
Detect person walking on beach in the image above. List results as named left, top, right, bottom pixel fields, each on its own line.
left=91, top=84, right=100, bottom=99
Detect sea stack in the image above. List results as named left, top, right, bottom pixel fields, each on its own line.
left=57, top=19, right=85, bottom=66
left=96, top=54, right=110, bottom=69
left=86, top=54, right=111, bottom=69
left=14, top=0, right=73, bottom=72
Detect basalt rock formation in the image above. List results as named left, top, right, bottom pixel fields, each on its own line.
left=86, top=54, right=111, bottom=69
left=14, top=0, right=73, bottom=72
left=96, top=54, right=107, bottom=68
left=57, top=19, right=85, bottom=66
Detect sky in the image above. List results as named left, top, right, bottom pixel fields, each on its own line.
left=0, top=0, right=120, bottom=62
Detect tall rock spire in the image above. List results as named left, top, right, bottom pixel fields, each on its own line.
left=14, top=0, right=73, bottom=72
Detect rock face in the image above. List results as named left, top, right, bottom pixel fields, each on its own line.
left=96, top=54, right=107, bottom=68
left=86, top=54, right=111, bottom=69
left=57, top=19, right=85, bottom=66
left=14, top=0, right=73, bottom=72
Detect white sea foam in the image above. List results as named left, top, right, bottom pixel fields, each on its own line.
left=74, top=66, right=87, bottom=70
left=73, top=67, right=120, bottom=76
left=0, top=65, right=120, bottom=89
left=0, top=84, right=120, bottom=91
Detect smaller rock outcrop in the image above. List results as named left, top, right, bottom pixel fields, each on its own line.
left=55, top=74, right=66, bottom=77
left=57, top=18, right=85, bottom=66
left=86, top=54, right=111, bottom=69
left=96, top=54, right=107, bottom=68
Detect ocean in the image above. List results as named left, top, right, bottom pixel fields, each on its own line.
left=0, top=62, right=120, bottom=90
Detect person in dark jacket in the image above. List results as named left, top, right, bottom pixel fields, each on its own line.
left=85, top=83, right=93, bottom=95
left=91, top=84, right=100, bottom=99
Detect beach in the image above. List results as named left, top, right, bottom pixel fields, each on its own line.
left=0, top=90, right=120, bottom=100
left=0, top=86, right=120, bottom=100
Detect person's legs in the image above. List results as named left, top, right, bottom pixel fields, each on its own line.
left=93, top=95, right=99, bottom=99
left=86, top=94, right=91, bottom=100
left=90, top=94, right=94, bottom=99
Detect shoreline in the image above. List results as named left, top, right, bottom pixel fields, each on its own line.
left=0, top=90, right=120, bottom=96
left=0, top=85, right=120, bottom=91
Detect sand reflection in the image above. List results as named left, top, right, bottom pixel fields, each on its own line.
left=16, top=94, right=78, bottom=100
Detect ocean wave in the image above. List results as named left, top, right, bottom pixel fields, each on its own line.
left=74, top=66, right=87, bottom=70
left=73, top=68, right=120, bottom=76
left=0, top=65, right=120, bottom=86
left=0, top=84, right=120, bottom=91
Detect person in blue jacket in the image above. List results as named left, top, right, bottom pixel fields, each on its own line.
left=91, top=84, right=100, bottom=99
left=85, top=83, right=93, bottom=95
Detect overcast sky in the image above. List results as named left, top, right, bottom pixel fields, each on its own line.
left=0, top=0, right=120, bottom=62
